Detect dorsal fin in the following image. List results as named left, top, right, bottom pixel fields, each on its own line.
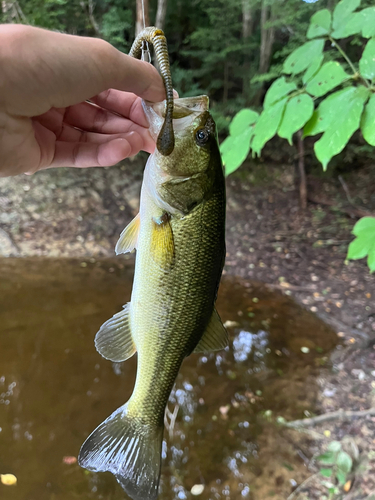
left=194, top=308, right=228, bottom=353
left=95, top=303, right=136, bottom=362
left=115, top=214, right=140, bottom=255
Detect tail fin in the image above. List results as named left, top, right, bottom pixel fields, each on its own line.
left=78, top=404, right=164, bottom=500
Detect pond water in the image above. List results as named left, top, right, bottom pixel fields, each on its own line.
left=0, top=258, right=338, bottom=500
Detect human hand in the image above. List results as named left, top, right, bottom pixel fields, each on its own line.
left=0, top=25, right=166, bottom=177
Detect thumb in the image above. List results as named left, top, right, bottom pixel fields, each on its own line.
left=1, top=25, right=166, bottom=117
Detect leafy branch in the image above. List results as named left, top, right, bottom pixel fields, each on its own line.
left=220, top=0, right=375, bottom=272
left=221, top=0, right=375, bottom=175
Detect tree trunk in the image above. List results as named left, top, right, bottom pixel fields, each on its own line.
left=136, top=0, right=149, bottom=36
left=253, top=0, right=275, bottom=104
left=297, top=130, right=307, bottom=210
left=2, top=1, right=27, bottom=23
left=223, top=60, right=229, bottom=103
left=88, top=0, right=101, bottom=37
left=259, top=0, right=275, bottom=75
left=155, top=0, right=167, bottom=31
left=242, top=0, right=253, bottom=39
left=242, top=0, right=254, bottom=97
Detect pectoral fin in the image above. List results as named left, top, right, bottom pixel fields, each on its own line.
left=194, top=308, right=228, bottom=353
left=151, top=213, right=174, bottom=270
left=115, top=214, right=140, bottom=255
left=95, top=303, right=136, bottom=362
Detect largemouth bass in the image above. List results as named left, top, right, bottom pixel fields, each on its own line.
left=78, top=95, right=227, bottom=500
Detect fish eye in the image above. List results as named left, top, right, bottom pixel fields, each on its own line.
left=195, top=128, right=209, bottom=146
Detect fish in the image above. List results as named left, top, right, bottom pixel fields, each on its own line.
left=78, top=95, right=227, bottom=500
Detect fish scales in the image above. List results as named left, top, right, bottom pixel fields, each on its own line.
left=79, top=94, right=226, bottom=500
left=129, top=162, right=225, bottom=425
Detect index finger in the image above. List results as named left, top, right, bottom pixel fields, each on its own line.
left=90, top=91, right=149, bottom=128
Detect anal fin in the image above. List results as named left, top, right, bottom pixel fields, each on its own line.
left=95, top=303, right=136, bottom=362
left=194, top=308, right=228, bottom=353
left=115, top=213, right=140, bottom=255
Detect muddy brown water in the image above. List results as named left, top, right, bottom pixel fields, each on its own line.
left=0, top=258, right=338, bottom=500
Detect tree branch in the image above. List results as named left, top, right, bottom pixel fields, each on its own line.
left=285, top=408, right=375, bottom=428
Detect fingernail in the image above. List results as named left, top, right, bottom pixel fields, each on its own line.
left=173, top=89, right=179, bottom=98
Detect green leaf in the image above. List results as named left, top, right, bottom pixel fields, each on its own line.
left=336, top=470, right=347, bottom=485
left=306, top=61, right=349, bottom=97
left=327, top=441, right=342, bottom=453
left=333, top=0, right=361, bottom=31
left=318, top=451, right=336, bottom=465
left=359, top=37, right=375, bottom=81
left=361, top=7, right=375, bottom=38
left=278, top=94, right=314, bottom=145
left=361, top=93, right=375, bottom=146
left=368, top=246, right=375, bottom=273
left=331, top=11, right=363, bottom=38
left=302, top=55, right=324, bottom=85
left=347, top=218, right=375, bottom=271
left=251, top=98, right=288, bottom=156
left=347, top=235, right=374, bottom=259
left=283, top=39, right=325, bottom=75
left=220, top=128, right=253, bottom=175
left=229, top=109, right=259, bottom=136
left=314, top=86, right=370, bottom=169
left=320, top=468, right=333, bottom=478
left=352, top=216, right=375, bottom=236
left=307, top=9, right=331, bottom=39
left=336, top=451, right=353, bottom=474
left=264, top=77, right=297, bottom=109
left=304, top=87, right=355, bottom=137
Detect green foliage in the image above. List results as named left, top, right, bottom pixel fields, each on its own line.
left=278, top=94, right=314, bottom=145
left=361, top=93, right=375, bottom=145
left=305, top=61, right=349, bottom=97
left=347, top=217, right=375, bottom=272
left=283, top=39, right=325, bottom=75
left=222, top=0, right=375, bottom=176
left=313, top=85, right=369, bottom=169
left=302, top=55, right=324, bottom=84
left=220, top=109, right=258, bottom=175
left=360, top=37, right=375, bottom=80
left=333, top=0, right=360, bottom=28
left=220, top=0, right=375, bottom=272
left=101, top=2, right=134, bottom=52
left=361, top=7, right=375, bottom=38
left=317, top=440, right=354, bottom=497
left=332, top=0, right=362, bottom=38
left=264, top=77, right=297, bottom=108
left=307, top=10, right=331, bottom=39
left=251, top=97, right=287, bottom=156
left=229, top=109, right=259, bottom=136
left=304, top=87, right=353, bottom=137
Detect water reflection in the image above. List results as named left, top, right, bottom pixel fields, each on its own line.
left=0, top=259, right=338, bottom=500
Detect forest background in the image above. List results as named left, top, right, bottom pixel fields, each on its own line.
left=1, top=0, right=371, bottom=132
left=2, top=0, right=375, bottom=164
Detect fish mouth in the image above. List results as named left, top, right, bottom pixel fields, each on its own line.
left=143, top=96, right=209, bottom=139
left=151, top=95, right=209, bottom=118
